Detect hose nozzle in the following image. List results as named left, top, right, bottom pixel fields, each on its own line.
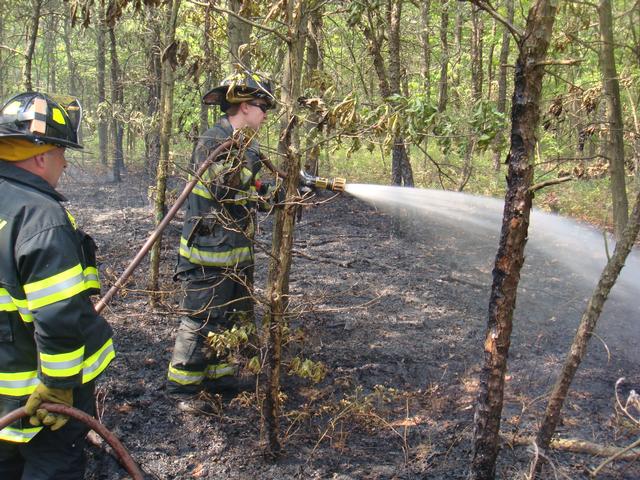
left=299, top=170, right=347, bottom=192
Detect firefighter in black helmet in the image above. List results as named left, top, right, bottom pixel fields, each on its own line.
left=0, top=92, right=115, bottom=479
left=166, top=71, right=278, bottom=411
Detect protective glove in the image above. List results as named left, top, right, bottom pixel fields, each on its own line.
left=24, top=383, right=73, bottom=431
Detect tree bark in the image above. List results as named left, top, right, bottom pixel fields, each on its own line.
left=148, top=0, right=181, bottom=296
left=471, top=4, right=483, bottom=102
left=388, top=0, right=414, bottom=187
left=23, top=0, right=42, bottom=91
left=263, top=0, right=308, bottom=459
left=469, top=0, right=558, bottom=477
left=492, top=0, right=514, bottom=170
left=304, top=4, right=324, bottom=176
left=532, top=189, right=640, bottom=477
left=420, top=0, right=431, bottom=97
left=97, top=0, right=109, bottom=166
left=598, top=0, right=628, bottom=240
left=108, top=25, right=124, bottom=182
left=227, top=0, right=252, bottom=69
left=144, top=7, right=162, bottom=175
left=437, top=0, right=449, bottom=113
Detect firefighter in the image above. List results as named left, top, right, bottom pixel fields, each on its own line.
left=167, top=71, right=277, bottom=410
left=0, top=92, right=115, bottom=479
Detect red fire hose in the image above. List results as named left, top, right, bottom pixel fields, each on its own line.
left=0, top=403, right=145, bottom=479
left=0, top=139, right=237, bottom=478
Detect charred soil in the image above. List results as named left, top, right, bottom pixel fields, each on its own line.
left=59, top=168, right=639, bottom=480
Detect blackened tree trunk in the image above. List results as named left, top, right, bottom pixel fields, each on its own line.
left=148, top=0, right=181, bottom=295
left=97, top=0, right=109, bottom=166
left=532, top=189, right=640, bottom=477
left=598, top=0, right=628, bottom=240
left=23, top=0, right=42, bottom=91
left=469, top=0, right=558, bottom=477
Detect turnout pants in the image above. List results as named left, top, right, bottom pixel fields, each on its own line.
left=167, top=267, right=253, bottom=393
left=0, top=382, right=95, bottom=480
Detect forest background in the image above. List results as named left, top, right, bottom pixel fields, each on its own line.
left=1, top=0, right=640, bottom=478
left=1, top=0, right=638, bottom=228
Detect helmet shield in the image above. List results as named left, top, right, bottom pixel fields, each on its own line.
left=203, top=71, right=276, bottom=109
left=0, top=92, right=83, bottom=149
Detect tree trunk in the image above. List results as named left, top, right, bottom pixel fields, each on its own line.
left=304, top=5, right=324, bottom=176
left=227, top=0, right=252, bottom=69
left=471, top=4, right=483, bottom=102
left=263, top=0, right=308, bottom=459
left=492, top=0, right=514, bottom=170
left=388, top=0, right=414, bottom=187
left=598, top=0, right=628, bottom=240
left=44, top=13, right=57, bottom=92
left=420, top=0, right=431, bottom=97
left=23, top=0, right=42, bottom=91
left=108, top=25, right=124, bottom=182
left=199, top=2, right=216, bottom=143
left=532, top=190, right=640, bottom=477
left=437, top=0, right=449, bottom=113
left=148, top=0, right=181, bottom=296
left=469, top=0, right=558, bottom=477
left=97, top=0, right=109, bottom=166
left=144, top=7, right=162, bottom=175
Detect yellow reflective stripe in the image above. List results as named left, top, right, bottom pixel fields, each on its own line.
left=179, top=237, right=252, bottom=267
left=0, top=370, right=39, bottom=396
left=24, top=264, right=86, bottom=310
left=205, top=363, right=236, bottom=379
left=40, top=345, right=84, bottom=377
left=192, top=181, right=213, bottom=200
left=167, top=364, right=205, bottom=385
left=0, top=426, right=42, bottom=443
left=83, top=266, right=101, bottom=290
left=0, top=288, right=17, bottom=312
left=0, top=289, right=34, bottom=323
left=0, top=219, right=7, bottom=231
left=82, top=338, right=115, bottom=383
left=65, top=209, right=77, bottom=229
left=240, top=167, right=252, bottom=184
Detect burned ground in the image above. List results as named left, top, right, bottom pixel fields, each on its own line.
left=59, top=167, right=639, bottom=480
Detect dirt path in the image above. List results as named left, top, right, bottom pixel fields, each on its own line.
left=59, top=169, right=639, bottom=479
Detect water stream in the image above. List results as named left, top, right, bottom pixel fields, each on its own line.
left=344, top=183, right=640, bottom=364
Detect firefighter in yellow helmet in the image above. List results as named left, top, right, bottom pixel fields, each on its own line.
left=0, top=92, right=115, bottom=479
left=166, top=71, right=278, bottom=411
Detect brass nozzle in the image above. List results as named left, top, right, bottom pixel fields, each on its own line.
left=329, top=177, right=346, bottom=192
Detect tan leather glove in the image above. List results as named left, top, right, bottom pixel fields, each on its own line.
left=25, top=383, right=73, bottom=431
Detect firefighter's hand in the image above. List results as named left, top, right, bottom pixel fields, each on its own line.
left=25, top=383, right=73, bottom=431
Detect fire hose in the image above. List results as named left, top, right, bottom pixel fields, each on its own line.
left=0, top=139, right=346, bottom=478
left=0, top=403, right=145, bottom=479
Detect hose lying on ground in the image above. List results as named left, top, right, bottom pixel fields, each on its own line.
left=0, top=402, right=144, bottom=480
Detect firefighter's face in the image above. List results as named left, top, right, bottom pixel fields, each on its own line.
left=244, top=100, right=269, bottom=130
left=41, top=147, right=67, bottom=187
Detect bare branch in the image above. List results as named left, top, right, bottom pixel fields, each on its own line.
left=534, top=59, right=583, bottom=67
left=529, top=176, right=574, bottom=193
left=187, top=0, right=289, bottom=43
left=465, top=0, right=524, bottom=40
